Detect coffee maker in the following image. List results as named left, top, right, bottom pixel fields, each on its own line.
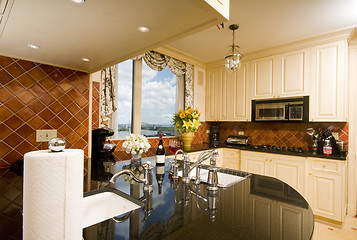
left=92, top=127, right=116, bottom=158
left=210, top=126, right=220, bottom=147
left=91, top=128, right=116, bottom=180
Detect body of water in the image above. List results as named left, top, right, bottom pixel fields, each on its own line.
left=117, top=130, right=174, bottom=139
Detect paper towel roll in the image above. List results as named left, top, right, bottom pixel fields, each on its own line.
left=23, top=149, right=84, bottom=240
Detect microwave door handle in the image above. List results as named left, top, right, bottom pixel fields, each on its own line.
left=285, top=105, right=289, bottom=120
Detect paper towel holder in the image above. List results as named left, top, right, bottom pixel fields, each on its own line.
left=48, top=138, right=66, bottom=152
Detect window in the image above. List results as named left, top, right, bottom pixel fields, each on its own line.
left=115, top=58, right=180, bottom=138
left=116, top=59, right=133, bottom=139
left=141, top=60, right=176, bottom=137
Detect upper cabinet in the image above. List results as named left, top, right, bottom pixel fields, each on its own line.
left=206, top=63, right=250, bottom=121
left=205, top=29, right=352, bottom=123
left=309, top=40, right=348, bottom=122
left=251, top=49, right=310, bottom=99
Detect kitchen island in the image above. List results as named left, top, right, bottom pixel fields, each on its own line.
left=84, top=157, right=314, bottom=240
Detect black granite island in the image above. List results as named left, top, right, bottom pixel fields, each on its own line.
left=84, top=157, right=314, bottom=240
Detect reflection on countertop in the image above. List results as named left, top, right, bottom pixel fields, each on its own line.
left=84, top=157, right=314, bottom=240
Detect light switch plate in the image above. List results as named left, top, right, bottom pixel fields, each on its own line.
left=36, top=129, right=57, bottom=142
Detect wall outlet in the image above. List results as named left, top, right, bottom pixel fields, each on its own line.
left=238, top=131, right=244, bottom=136
left=206, top=129, right=210, bottom=134
left=36, top=129, right=57, bottom=142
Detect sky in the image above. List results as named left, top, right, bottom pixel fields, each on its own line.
left=117, top=60, right=176, bottom=125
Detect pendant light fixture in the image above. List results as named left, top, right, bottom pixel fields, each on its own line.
left=225, top=24, right=242, bottom=72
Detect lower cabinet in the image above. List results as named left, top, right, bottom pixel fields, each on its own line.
left=241, top=151, right=347, bottom=223
left=241, top=151, right=306, bottom=198
left=248, top=195, right=312, bottom=240
left=307, top=157, right=346, bottom=222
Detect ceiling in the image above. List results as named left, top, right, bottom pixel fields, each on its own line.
left=0, top=0, right=357, bottom=73
left=0, top=0, right=225, bottom=73
left=169, top=0, right=357, bottom=64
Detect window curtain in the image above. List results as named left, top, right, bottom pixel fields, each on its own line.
left=100, top=66, right=117, bottom=126
left=142, top=51, right=193, bottom=108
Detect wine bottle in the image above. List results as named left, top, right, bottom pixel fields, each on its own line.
left=156, top=165, right=165, bottom=194
left=156, top=133, right=165, bottom=166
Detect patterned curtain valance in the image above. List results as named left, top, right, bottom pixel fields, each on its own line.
left=100, top=66, right=117, bottom=125
left=141, top=51, right=193, bottom=108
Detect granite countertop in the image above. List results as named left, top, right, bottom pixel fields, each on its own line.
left=178, top=143, right=346, bottom=161
left=84, top=157, right=314, bottom=240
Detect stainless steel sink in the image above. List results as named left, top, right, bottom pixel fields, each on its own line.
left=178, top=167, right=251, bottom=188
left=82, top=188, right=143, bottom=228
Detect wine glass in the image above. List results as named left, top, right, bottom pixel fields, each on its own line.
left=169, top=139, right=180, bottom=155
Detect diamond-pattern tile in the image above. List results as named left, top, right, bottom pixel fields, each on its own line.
left=0, top=56, right=90, bottom=168
left=5, top=62, right=25, bottom=78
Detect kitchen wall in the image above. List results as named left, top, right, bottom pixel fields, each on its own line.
left=0, top=55, right=91, bottom=168
left=0, top=55, right=91, bottom=239
left=110, top=122, right=210, bottom=160
left=204, top=121, right=348, bottom=149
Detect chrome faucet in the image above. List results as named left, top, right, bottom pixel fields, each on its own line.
left=110, top=162, right=154, bottom=192
left=170, top=149, right=184, bottom=179
left=206, top=150, right=219, bottom=191
left=188, top=150, right=218, bottom=185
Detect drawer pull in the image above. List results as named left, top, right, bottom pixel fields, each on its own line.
left=323, top=165, right=326, bottom=168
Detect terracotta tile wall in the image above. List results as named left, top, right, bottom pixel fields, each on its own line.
left=92, top=82, right=100, bottom=129
left=109, top=122, right=210, bottom=161
left=0, top=55, right=91, bottom=240
left=0, top=55, right=90, bottom=167
left=204, top=121, right=348, bottom=150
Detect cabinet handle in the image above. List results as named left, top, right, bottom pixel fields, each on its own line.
left=323, top=165, right=326, bottom=168
left=309, top=173, right=312, bottom=176
left=266, top=159, right=268, bottom=161
left=270, top=159, right=272, bottom=162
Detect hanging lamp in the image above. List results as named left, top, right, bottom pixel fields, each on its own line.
left=225, top=24, right=242, bottom=72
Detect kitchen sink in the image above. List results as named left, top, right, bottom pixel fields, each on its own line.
left=178, top=167, right=251, bottom=188
left=82, top=188, right=143, bottom=228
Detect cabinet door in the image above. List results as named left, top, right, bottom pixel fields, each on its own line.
left=222, top=148, right=240, bottom=170
left=241, top=152, right=269, bottom=175
left=205, top=70, right=220, bottom=121
left=232, top=63, right=250, bottom=121
left=278, top=49, right=310, bottom=97
left=308, top=171, right=342, bottom=221
left=269, top=155, right=306, bottom=198
left=251, top=57, right=275, bottom=99
left=248, top=196, right=275, bottom=239
left=310, top=40, right=347, bottom=122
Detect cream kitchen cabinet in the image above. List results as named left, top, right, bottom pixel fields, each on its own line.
left=309, top=40, right=348, bottom=122
left=221, top=148, right=240, bottom=170
left=241, top=151, right=306, bottom=197
left=251, top=49, right=310, bottom=100
left=247, top=193, right=311, bottom=240
left=307, top=157, right=346, bottom=222
left=205, top=63, right=250, bottom=122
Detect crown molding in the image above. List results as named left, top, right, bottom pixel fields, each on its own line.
left=243, top=26, right=356, bottom=61
left=155, top=46, right=206, bottom=69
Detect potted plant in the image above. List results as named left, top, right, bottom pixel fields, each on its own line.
left=172, top=106, right=201, bottom=151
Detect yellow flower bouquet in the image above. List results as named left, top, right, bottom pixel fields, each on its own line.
left=172, top=106, right=201, bottom=133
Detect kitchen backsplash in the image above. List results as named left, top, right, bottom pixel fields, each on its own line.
left=110, top=122, right=210, bottom=160
left=208, top=121, right=348, bottom=149
left=0, top=55, right=91, bottom=168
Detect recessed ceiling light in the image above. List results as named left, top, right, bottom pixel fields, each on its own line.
left=81, top=58, right=90, bottom=62
left=27, top=44, right=40, bottom=49
left=71, top=0, right=85, bottom=4
left=137, top=26, right=150, bottom=33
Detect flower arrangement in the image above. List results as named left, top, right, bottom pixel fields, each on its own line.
left=122, top=134, right=151, bottom=155
left=172, top=106, right=201, bottom=133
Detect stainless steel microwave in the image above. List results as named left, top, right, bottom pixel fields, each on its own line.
left=252, top=96, right=309, bottom=122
